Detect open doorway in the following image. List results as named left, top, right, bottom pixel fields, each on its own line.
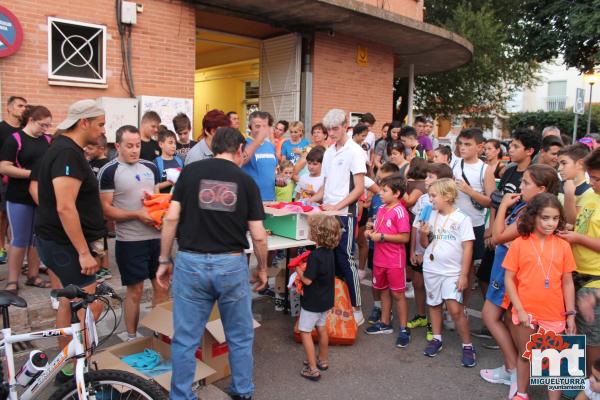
left=194, top=11, right=302, bottom=138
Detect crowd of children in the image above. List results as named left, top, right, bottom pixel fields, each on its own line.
left=1, top=97, right=599, bottom=399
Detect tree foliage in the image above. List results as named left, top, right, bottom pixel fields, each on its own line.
left=398, top=0, right=600, bottom=120
left=508, top=105, right=600, bottom=140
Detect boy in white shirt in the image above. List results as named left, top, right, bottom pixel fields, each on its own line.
left=295, top=147, right=325, bottom=201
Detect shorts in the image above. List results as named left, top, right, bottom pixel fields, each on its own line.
left=424, top=271, right=463, bottom=306
left=6, top=201, right=36, bottom=248
left=510, top=312, right=565, bottom=333
left=367, top=247, right=374, bottom=270
left=486, top=245, right=510, bottom=309
left=476, top=247, right=496, bottom=283
left=115, top=239, right=160, bottom=286
left=576, top=287, right=600, bottom=346
left=358, top=207, right=369, bottom=227
left=372, top=265, right=406, bottom=292
left=36, top=237, right=96, bottom=287
left=472, top=225, right=485, bottom=261
left=298, top=307, right=328, bottom=333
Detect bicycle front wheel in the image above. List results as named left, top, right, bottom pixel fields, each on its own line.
left=49, top=369, right=167, bottom=400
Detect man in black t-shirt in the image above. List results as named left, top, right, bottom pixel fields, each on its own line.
left=139, top=111, right=161, bottom=161
left=35, top=99, right=107, bottom=361
left=156, top=127, right=268, bottom=400
left=0, top=96, right=27, bottom=263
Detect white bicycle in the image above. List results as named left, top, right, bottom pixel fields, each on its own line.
left=0, top=284, right=166, bottom=400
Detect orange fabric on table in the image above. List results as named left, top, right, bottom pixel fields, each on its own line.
left=503, top=234, right=576, bottom=321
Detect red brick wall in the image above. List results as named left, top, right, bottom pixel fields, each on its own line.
left=311, top=32, right=394, bottom=131
left=0, top=0, right=195, bottom=124
left=359, top=0, right=424, bottom=21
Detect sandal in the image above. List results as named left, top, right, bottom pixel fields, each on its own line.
left=25, top=276, right=51, bottom=289
left=303, top=359, right=329, bottom=371
left=300, top=366, right=321, bottom=381
left=4, top=281, right=19, bottom=294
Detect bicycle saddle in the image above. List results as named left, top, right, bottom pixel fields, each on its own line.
left=0, top=291, right=27, bottom=308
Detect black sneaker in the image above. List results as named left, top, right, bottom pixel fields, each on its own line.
left=471, top=327, right=492, bottom=339
left=367, top=307, right=381, bottom=324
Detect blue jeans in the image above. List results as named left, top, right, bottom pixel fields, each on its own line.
left=170, top=251, right=254, bottom=400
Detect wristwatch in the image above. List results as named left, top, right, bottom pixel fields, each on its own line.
left=380, top=233, right=385, bottom=242
left=158, top=258, right=172, bottom=265
left=562, top=310, right=577, bottom=316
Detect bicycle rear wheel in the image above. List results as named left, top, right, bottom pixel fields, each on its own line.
left=49, top=369, right=167, bottom=400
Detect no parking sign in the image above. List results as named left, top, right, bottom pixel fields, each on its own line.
left=0, top=5, right=23, bottom=58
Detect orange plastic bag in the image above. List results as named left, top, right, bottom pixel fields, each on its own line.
left=294, top=277, right=357, bottom=345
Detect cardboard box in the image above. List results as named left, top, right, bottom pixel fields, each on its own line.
left=144, top=301, right=260, bottom=385
left=93, top=331, right=215, bottom=390
left=263, top=212, right=309, bottom=240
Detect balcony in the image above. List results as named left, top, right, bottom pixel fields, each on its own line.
left=546, top=96, right=567, bottom=111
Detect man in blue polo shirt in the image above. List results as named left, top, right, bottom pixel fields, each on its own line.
left=242, top=111, right=277, bottom=201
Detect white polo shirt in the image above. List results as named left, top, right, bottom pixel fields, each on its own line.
left=322, top=139, right=367, bottom=214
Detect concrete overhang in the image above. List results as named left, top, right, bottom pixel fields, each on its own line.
left=190, top=0, right=473, bottom=77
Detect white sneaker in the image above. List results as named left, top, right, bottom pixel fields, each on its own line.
left=405, top=281, right=415, bottom=299
left=479, top=365, right=511, bottom=385
left=353, top=310, right=365, bottom=327
left=50, top=295, right=59, bottom=311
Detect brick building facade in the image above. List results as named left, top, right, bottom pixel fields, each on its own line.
left=0, top=0, right=472, bottom=135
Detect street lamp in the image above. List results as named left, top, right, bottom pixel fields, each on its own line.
left=584, top=71, right=600, bottom=135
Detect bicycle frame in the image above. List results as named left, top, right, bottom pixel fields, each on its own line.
left=1, top=307, right=97, bottom=400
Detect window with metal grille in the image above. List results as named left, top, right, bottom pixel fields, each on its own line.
left=47, top=17, right=107, bottom=84
left=245, top=80, right=259, bottom=100
left=546, top=80, right=567, bottom=111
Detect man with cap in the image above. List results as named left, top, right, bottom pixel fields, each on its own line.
left=35, top=99, right=107, bottom=381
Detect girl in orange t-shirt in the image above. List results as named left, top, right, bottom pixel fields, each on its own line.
left=503, top=193, right=577, bottom=400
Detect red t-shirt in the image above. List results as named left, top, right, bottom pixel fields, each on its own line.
left=373, top=203, right=410, bottom=268
left=503, top=235, right=576, bottom=321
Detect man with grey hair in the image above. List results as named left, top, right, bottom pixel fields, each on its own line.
left=310, top=108, right=367, bottom=325
left=542, top=125, right=561, bottom=138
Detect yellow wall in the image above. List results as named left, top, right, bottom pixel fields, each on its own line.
left=194, top=60, right=259, bottom=139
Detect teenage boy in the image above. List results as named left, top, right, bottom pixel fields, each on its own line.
left=99, top=125, right=168, bottom=340
left=242, top=111, right=277, bottom=201
left=537, top=135, right=563, bottom=168
left=0, top=96, right=27, bottom=263
left=359, top=112, right=377, bottom=166
left=414, top=116, right=434, bottom=160
left=154, top=130, right=183, bottom=193
left=139, top=111, right=161, bottom=161
left=496, top=128, right=541, bottom=199
left=172, top=113, right=196, bottom=160
left=558, top=147, right=600, bottom=377
left=85, top=135, right=111, bottom=282
left=408, top=163, right=455, bottom=339
left=400, top=127, right=427, bottom=160
left=310, top=108, right=366, bottom=325
left=452, top=129, right=496, bottom=306
left=352, top=124, right=370, bottom=167
left=558, top=143, right=594, bottom=224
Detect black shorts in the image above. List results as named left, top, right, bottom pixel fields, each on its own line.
left=476, top=247, right=496, bottom=283
left=358, top=208, right=369, bottom=227
left=367, top=247, right=374, bottom=269
left=36, top=237, right=96, bottom=287
left=410, top=261, right=423, bottom=273
left=115, top=239, right=160, bottom=286
left=472, top=225, right=486, bottom=261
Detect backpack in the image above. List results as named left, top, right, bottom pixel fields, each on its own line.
left=2, top=132, right=52, bottom=184
left=154, top=155, right=183, bottom=180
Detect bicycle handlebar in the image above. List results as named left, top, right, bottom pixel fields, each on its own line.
left=51, top=285, right=87, bottom=300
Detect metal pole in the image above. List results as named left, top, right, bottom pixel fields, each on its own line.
left=573, top=114, right=578, bottom=144
left=407, top=63, right=415, bottom=125
left=587, top=83, right=594, bottom=135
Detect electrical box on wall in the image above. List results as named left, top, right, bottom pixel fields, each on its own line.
left=121, top=1, right=137, bottom=25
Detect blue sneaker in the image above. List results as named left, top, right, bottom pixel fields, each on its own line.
left=365, top=321, right=393, bottom=335
left=367, top=307, right=381, bottom=324
left=461, top=345, right=477, bottom=367
left=423, top=339, right=443, bottom=357
left=395, top=328, right=410, bottom=348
